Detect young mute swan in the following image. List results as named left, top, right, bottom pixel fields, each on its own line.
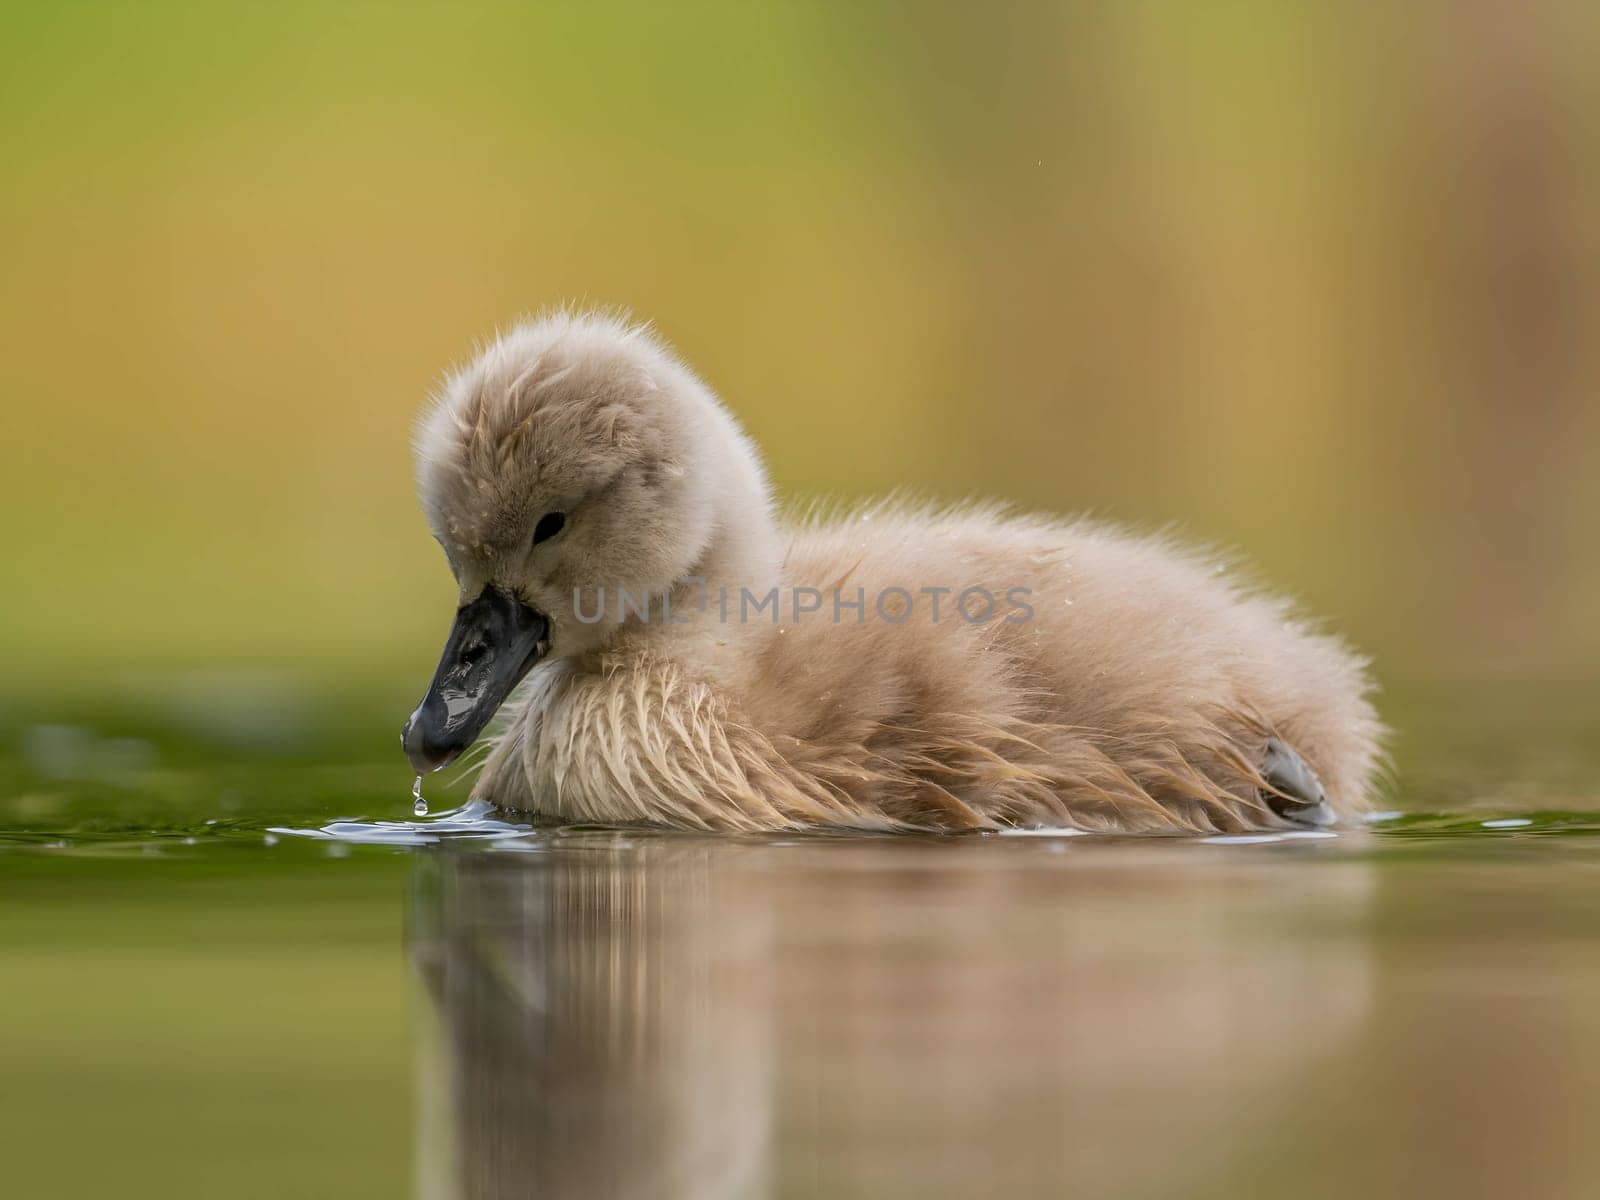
left=402, top=312, right=1382, bottom=834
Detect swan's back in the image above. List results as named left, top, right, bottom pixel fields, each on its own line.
left=748, top=507, right=1381, bottom=829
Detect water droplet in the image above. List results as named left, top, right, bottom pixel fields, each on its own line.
left=412, top=775, right=429, bottom=817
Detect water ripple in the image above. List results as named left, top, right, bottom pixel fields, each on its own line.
left=268, top=798, right=534, bottom=847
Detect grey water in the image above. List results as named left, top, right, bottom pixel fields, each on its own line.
left=4, top=683, right=1600, bottom=1198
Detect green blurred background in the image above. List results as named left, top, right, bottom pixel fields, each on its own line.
left=3, top=5, right=1600, bottom=1196
left=4, top=0, right=1599, bottom=697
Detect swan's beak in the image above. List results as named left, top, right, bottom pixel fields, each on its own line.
left=402, top=585, right=549, bottom=774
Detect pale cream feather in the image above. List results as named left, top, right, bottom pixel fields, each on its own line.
left=418, top=311, right=1383, bottom=834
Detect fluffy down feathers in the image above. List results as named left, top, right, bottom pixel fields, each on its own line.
left=418, top=312, right=1382, bottom=834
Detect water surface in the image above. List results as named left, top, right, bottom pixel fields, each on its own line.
left=4, top=685, right=1599, bottom=1198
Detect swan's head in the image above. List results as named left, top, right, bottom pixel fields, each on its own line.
left=401, top=311, right=771, bottom=775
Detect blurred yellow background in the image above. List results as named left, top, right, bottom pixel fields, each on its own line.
left=3, top=0, right=1598, bottom=692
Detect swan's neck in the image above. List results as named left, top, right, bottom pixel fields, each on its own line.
left=652, top=496, right=781, bottom=681
left=711, top=519, right=783, bottom=600
left=598, top=419, right=781, bottom=686
left=604, top=391, right=783, bottom=685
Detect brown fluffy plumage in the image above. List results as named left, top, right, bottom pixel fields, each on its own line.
left=414, top=311, right=1382, bottom=833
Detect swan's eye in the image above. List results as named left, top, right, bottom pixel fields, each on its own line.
left=532, top=511, right=566, bottom=546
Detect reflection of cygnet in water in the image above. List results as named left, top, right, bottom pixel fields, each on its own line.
left=411, top=835, right=1375, bottom=1199
left=770, top=843, right=1378, bottom=1196
left=409, top=836, right=773, bottom=1200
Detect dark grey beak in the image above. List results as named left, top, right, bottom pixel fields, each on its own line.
left=402, top=585, right=549, bottom=775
